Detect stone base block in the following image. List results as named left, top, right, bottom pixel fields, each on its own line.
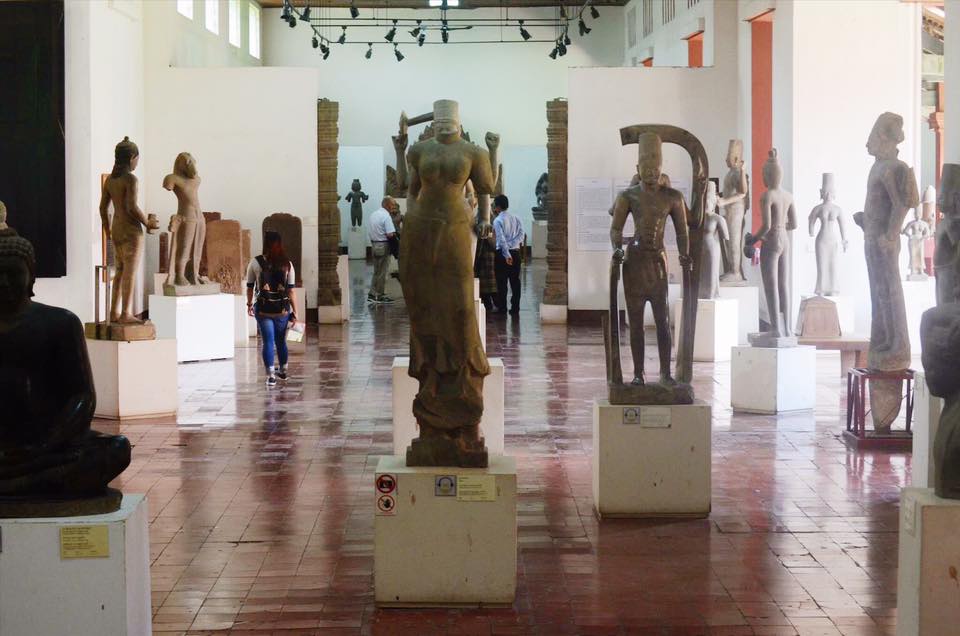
left=897, top=488, right=960, bottom=636
left=532, top=220, right=548, bottom=258
left=0, top=495, right=151, bottom=636
left=540, top=303, right=567, bottom=324
left=86, top=338, right=178, bottom=420
left=348, top=226, right=367, bottom=260
left=671, top=298, right=738, bottom=361
left=718, top=284, right=760, bottom=345
left=797, top=294, right=855, bottom=336
left=904, top=278, right=936, bottom=356
left=731, top=345, right=816, bottom=413
left=149, top=293, right=235, bottom=362
left=84, top=321, right=156, bottom=342
left=392, top=356, right=504, bottom=456
left=162, top=282, right=221, bottom=296
left=592, top=400, right=711, bottom=518
left=374, top=455, right=517, bottom=607
left=747, top=332, right=798, bottom=348
left=913, top=372, right=944, bottom=489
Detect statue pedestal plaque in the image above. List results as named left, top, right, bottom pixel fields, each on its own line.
left=718, top=284, right=760, bottom=345
left=592, top=400, right=711, bottom=518
left=149, top=294, right=235, bottom=362
left=374, top=455, right=517, bottom=607
left=671, top=298, right=738, bottom=362
left=904, top=278, right=936, bottom=355
left=897, top=488, right=960, bottom=636
left=392, top=356, right=504, bottom=456
left=532, top=220, right=548, bottom=258
left=540, top=303, right=568, bottom=324
left=731, top=345, right=816, bottom=414
left=348, top=226, right=367, bottom=260
left=87, top=338, right=177, bottom=420
left=912, top=372, right=944, bottom=489
left=797, top=294, right=855, bottom=336
left=0, top=495, right=150, bottom=636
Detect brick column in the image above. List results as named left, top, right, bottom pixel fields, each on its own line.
left=542, top=99, right=568, bottom=308
left=316, top=98, right=342, bottom=311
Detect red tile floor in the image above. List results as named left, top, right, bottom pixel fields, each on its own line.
left=106, top=261, right=908, bottom=635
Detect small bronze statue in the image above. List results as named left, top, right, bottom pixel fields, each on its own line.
left=345, top=178, right=369, bottom=227
left=0, top=231, right=131, bottom=517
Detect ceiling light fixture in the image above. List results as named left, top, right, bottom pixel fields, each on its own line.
left=385, top=19, right=397, bottom=42
left=590, top=5, right=600, bottom=20
left=519, top=20, right=531, bottom=41
left=312, top=35, right=319, bottom=48
left=365, top=43, right=373, bottom=59
left=578, top=18, right=591, bottom=36
left=410, top=20, right=422, bottom=37
left=418, top=31, right=426, bottom=46
left=394, top=44, right=405, bottom=61
left=349, top=1, right=359, bottom=19
left=299, top=4, right=311, bottom=21
left=338, top=26, right=346, bottom=44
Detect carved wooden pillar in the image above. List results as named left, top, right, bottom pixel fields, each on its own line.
left=542, top=98, right=568, bottom=307
left=316, top=98, right=342, bottom=310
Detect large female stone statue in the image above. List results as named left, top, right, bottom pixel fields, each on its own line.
left=808, top=173, right=848, bottom=296
left=719, top=139, right=749, bottom=283
left=0, top=231, right=131, bottom=516
left=699, top=181, right=729, bottom=300
left=162, top=152, right=218, bottom=294
left=400, top=100, right=496, bottom=468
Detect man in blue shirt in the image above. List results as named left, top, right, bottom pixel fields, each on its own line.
left=492, top=194, right=524, bottom=315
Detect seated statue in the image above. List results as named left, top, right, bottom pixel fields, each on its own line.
left=0, top=231, right=131, bottom=516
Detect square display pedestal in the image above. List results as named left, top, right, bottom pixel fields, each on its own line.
left=912, top=372, right=944, bottom=489
left=718, top=284, right=760, bottom=344
left=797, top=294, right=855, bottom=336
left=317, top=254, right=350, bottom=324
left=903, top=278, right=936, bottom=355
left=671, top=298, right=738, bottom=361
left=392, top=357, right=504, bottom=456
left=348, top=226, right=368, bottom=260
left=0, top=495, right=150, bottom=636
left=374, top=455, right=517, bottom=607
left=149, top=293, right=235, bottom=362
left=531, top=220, right=548, bottom=258
left=731, top=345, right=816, bottom=414
left=475, top=299, right=487, bottom=351
left=232, top=294, right=252, bottom=346
left=897, top=488, right=960, bottom=636
left=540, top=303, right=567, bottom=324
left=87, top=338, right=177, bottom=420
left=592, top=400, right=711, bottom=518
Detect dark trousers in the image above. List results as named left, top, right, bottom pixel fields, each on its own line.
left=495, top=249, right=522, bottom=313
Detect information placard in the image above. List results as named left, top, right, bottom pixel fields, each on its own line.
left=456, top=475, right=497, bottom=502
left=60, top=525, right=110, bottom=559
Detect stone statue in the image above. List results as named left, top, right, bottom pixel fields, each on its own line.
left=0, top=231, right=132, bottom=517
left=807, top=173, right=848, bottom=296
left=699, top=181, right=729, bottom=300
left=98, top=137, right=159, bottom=322
left=532, top=172, right=549, bottom=221
left=0, top=200, right=8, bottom=232
left=853, top=112, right=919, bottom=431
left=162, top=152, right=219, bottom=296
left=400, top=99, right=496, bottom=468
left=745, top=149, right=797, bottom=346
left=921, top=303, right=960, bottom=499
left=902, top=207, right=932, bottom=281
left=935, top=164, right=960, bottom=305
left=606, top=125, right=707, bottom=405
left=345, top=179, right=369, bottom=227
left=719, top=139, right=750, bottom=283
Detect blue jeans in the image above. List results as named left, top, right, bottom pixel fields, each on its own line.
left=256, top=312, right=290, bottom=372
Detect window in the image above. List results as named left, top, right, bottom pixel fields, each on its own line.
left=177, top=0, right=193, bottom=19
left=642, top=0, right=653, bottom=37
left=688, top=0, right=701, bottom=7
left=228, top=0, right=241, bottom=47
left=205, top=0, right=220, bottom=34
left=249, top=2, right=261, bottom=59
left=627, top=6, right=637, bottom=48
left=662, top=0, right=676, bottom=25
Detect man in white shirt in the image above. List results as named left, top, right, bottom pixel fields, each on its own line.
left=492, top=194, right=524, bottom=315
left=367, top=197, right=397, bottom=303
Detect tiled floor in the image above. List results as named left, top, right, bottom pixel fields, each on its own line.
left=108, top=260, right=909, bottom=635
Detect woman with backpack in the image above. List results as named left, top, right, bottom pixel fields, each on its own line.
left=245, top=231, right=297, bottom=387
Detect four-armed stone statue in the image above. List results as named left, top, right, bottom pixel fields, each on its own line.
left=0, top=232, right=131, bottom=517
left=853, top=112, right=919, bottom=432
left=808, top=173, right=848, bottom=296
left=400, top=99, right=496, bottom=468
left=745, top=149, right=797, bottom=346
left=162, top=152, right=220, bottom=296
left=698, top=181, right=729, bottom=300
left=902, top=206, right=932, bottom=281
left=719, top=139, right=750, bottom=283
left=345, top=178, right=369, bottom=227
left=605, top=125, right=707, bottom=404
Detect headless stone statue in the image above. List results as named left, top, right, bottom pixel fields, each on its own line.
left=808, top=173, right=848, bottom=296
left=699, top=181, right=729, bottom=300
left=345, top=179, right=369, bottom=227
left=935, top=164, right=960, bottom=305
left=162, top=152, right=220, bottom=296
left=719, top=139, right=750, bottom=283
left=745, top=149, right=797, bottom=346
left=902, top=207, right=932, bottom=281
left=0, top=232, right=131, bottom=517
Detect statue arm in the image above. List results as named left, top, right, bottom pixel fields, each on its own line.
left=162, top=173, right=179, bottom=191
left=882, top=165, right=920, bottom=241
left=98, top=182, right=111, bottom=239
left=610, top=194, right=628, bottom=250
left=808, top=206, right=820, bottom=237
left=786, top=199, right=798, bottom=231
left=407, top=147, right=421, bottom=199
left=124, top=176, right=151, bottom=228
left=471, top=146, right=497, bottom=228
left=44, top=315, right=95, bottom=449
left=393, top=134, right=409, bottom=191
left=718, top=214, right=730, bottom=242
left=671, top=195, right=691, bottom=262
left=361, top=192, right=369, bottom=202
left=838, top=208, right=850, bottom=249
left=749, top=194, right=772, bottom=244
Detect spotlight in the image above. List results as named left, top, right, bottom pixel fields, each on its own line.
left=442, top=27, right=449, bottom=43
left=410, top=20, right=422, bottom=38
left=590, top=5, right=600, bottom=19
left=578, top=18, right=591, bottom=36
left=288, top=15, right=297, bottom=28
left=281, top=1, right=292, bottom=21
left=564, top=32, right=571, bottom=46
left=385, top=19, right=397, bottom=42
left=350, top=1, right=359, bottom=19
left=560, top=5, right=568, bottom=19
left=394, top=44, right=404, bottom=62
left=558, top=40, right=567, bottom=56
left=418, top=31, right=426, bottom=46
left=549, top=46, right=558, bottom=59
left=519, top=20, right=531, bottom=41
left=338, top=26, right=346, bottom=44
left=321, top=44, right=330, bottom=60
left=312, top=35, right=319, bottom=48
left=365, top=43, right=373, bottom=59
left=299, top=4, right=311, bottom=21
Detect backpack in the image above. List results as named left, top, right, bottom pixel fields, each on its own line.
left=255, top=255, right=291, bottom=314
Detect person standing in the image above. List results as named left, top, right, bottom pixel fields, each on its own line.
left=474, top=218, right=498, bottom=312
left=368, top=197, right=397, bottom=304
left=492, top=194, right=524, bottom=315
left=246, top=231, right=297, bottom=387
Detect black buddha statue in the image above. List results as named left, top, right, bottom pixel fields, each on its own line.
left=0, top=229, right=131, bottom=516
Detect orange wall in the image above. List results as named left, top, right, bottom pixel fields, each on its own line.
left=750, top=18, right=772, bottom=230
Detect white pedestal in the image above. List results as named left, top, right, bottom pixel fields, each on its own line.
left=0, top=495, right=151, bottom=636
left=592, top=400, right=711, bottom=518
left=374, top=455, right=517, bottom=607
left=232, top=294, right=251, bottom=346
left=152, top=272, right=166, bottom=296
left=671, top=298, right=738, bottom=362
left=317, top=255, right=351, bottom=324
left=904, top=279, right=936, bottom=355
left=540, top=303, right=567, bottom=324
left=913, top=371, right=945, bottom=489
left=532, top=220, right=548, bottom=258
left=348, top=226, right=368, bottom=260
left=475, top=299, right=487, bottom=351
left=731, top=345, right=816, bottom=413
left=392, top=357, right=504, bottom=456
left=87, top=338, right=177, bottom=420
left=798, top=294, right=855, bottom=335
left=718, top=285, right=760, bottom=345
left=896, top=488, right=960, bottom=636
left=149, top=293, right=235, bottom=362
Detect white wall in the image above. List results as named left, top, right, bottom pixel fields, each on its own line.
left=623, top=0, right=715, bottom=67
left=143, top=0, right=263, bottom=70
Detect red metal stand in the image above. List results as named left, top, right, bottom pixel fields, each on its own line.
left=844, top=368, right=914, bottom=451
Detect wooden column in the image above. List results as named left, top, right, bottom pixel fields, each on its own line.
left=542, top=99, right=568, bottom=307
left=316, top=99, right=342, bottom=311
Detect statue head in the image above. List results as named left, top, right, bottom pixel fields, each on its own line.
left=433, top=99, right=461, bottom=139
left=636, top=132, right=663, bottom=187
left=921, top=303, right=960, bottom=398
left=866, top=112, right=904, bottom=160
left=725, top=139, right=743, bottom=169
left=762, top=149, right=782, bottom=189
left=0, top=232, right=36, bottom=310
left=0, top=200, right=7, bottom=231
left=820, top=173, right=836, bottom=202
left=351, top=179, right=362, bottom=192
left=111, top=136, right=139, bottom=177
left=705, top=180, right=718, bottom=211
left=173, top=152, right=197, bottom=179
left=940, top=164, right=960, bottom=219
